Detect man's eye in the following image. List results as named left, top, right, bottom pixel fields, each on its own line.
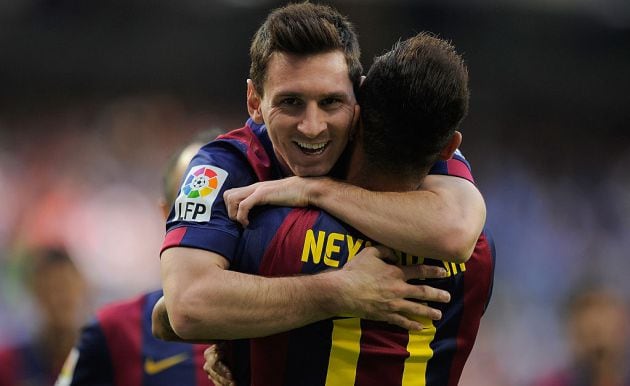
left=281, top=98, right=301, bottom=106
left=321, top=98, right=341, bottom=107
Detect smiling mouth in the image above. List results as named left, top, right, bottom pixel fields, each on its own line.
left=295, top=141, right=329, bottom=155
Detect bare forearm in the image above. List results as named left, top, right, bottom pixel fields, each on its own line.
left=307, top=176, right=486, bottom=262
left=162, top=246, right=451, bottom=340
left=164, top=260, right=340, bottom=340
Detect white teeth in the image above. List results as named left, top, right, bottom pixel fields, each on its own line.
left=296, top=142, right=327, bottom=150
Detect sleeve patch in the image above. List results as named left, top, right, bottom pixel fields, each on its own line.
left=173, top=165, right=228, bottom=222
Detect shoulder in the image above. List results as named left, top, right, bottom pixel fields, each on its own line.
left=214, top=119, right=280, bottom=181
left=96, top=292, right=148, bottom=325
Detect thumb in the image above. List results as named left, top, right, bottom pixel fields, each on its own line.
left=367, top=245, right=397, bottom=264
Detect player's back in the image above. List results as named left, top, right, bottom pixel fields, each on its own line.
left=56, top=289, right=210, bottom=386
left=229, top=206, right=495, bottom=386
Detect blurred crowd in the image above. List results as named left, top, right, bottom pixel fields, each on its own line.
left=0, top=94, right=628, bottom=386
left=1, top=0, right=629, bottom=385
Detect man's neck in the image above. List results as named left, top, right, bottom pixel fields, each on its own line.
left=345, top=143, right=422, bottom=192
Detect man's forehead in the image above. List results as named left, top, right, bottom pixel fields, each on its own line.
left=263, top=50, right=354, bottom=97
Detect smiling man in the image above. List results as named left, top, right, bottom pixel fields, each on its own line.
left=156, top=2, right=485, bottom=343
left=203, top=31, right=495, bottom=386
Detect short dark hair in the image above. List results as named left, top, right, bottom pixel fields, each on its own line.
left=23, top=247, right=79, bottom=287
left=249, top=2, right=362, bottom=97
left=359, top=32, right=469, bottom=177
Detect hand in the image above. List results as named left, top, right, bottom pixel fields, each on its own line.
left=332, top=245, right=451, bottom=330
left=223, top=177, right=320, bottom=226
left=203, top=343, right=235, bottom=386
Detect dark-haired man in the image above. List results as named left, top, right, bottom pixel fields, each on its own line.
left=203, top=32, right=495, bottom=386
left=156, top=2, right=485, bottom=344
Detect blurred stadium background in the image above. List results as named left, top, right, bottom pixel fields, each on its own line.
left=0, top=0, right=628, bottom=385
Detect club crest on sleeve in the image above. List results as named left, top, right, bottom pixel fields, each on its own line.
left=174, top=165, right=228, bottom=222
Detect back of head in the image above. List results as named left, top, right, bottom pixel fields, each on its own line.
left=250, top=1, right=362, bottom=96
left=359, top=32, right=469, bottom=178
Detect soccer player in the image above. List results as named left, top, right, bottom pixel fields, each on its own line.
left=156, top=2, right=485, bottom=343
left=0, top=247, right=87, bottom=386
left=55, top=134, right=220, bottom=386
left=203, top=32, right=495, bottom=386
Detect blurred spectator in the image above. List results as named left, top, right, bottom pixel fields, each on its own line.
left=532, top=287, right=630, bottom=386
left=0, top=247, right=88, bottom=386
left=55, top=129, right=222, bottom=386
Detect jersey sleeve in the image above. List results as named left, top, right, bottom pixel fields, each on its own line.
left=55, top=320, right=114, bottom=386
left=428, top=149, right=475, bottom=183
left=161, top=141, right=258, bottom=262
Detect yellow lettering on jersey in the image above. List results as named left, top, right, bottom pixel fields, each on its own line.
left=325, top=318, right=362, bottom=386
left=402, top=316, right=436, bottom=386
left=346, top=235, right=363, bottom=261
left=442, top=261, right=452, bottom=277
left=324, top=232, right=344, bottom=268
left=301, top=229, right=325, bottom=264
left=441, top=261, right=466, bottom=277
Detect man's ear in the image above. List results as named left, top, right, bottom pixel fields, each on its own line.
left=247, top=79, right=264, bottom=124
left=438, top=131, right=462, bottom=160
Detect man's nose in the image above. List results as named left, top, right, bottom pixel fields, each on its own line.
left=297, top=102, right=326, bottom=138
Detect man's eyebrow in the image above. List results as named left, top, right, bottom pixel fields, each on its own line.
left=273, top=91, right=300, bottom=98
left=323, top=92, right=350, bottom=99
left=272, top=89, right=352, bottom=99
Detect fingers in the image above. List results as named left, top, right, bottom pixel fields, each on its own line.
left=400, top=264, right=448, bottom=281
left=379, top=299, right=444, bottom=330
left=224, top=184, right=265, bottom=227
left=404, top=283, right=451, bottom=304
left=390, top=298, right=444, bottom=321
left=223, top=188, right=245, bottom=220
left=236, top=195, right=259, bottom=227
left=203, top=345, right=235, bottom=386
left=380, top=300, right=444, bottom=330
left=358, top=245, right=396, bottom=263
left=384, top=312, right=424, bottom=331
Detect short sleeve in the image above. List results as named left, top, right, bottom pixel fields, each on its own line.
left=428, top=149, right=475, bottom=183
left=161, top=141, right=257, bottom=262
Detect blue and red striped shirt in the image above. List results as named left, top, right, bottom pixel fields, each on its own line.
left=56, top=290, right=211, bottom=386
left=227, top=204, right=495, bottom=385
left=159, top=118, right=492, bottom=385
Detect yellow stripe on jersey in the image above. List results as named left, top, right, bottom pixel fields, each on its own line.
left=402, top=315, right=436, bottom=386
left=325, top=318, right=362, bottom=386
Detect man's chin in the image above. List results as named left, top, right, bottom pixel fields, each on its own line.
left=291, top=164, right=333, bottom=177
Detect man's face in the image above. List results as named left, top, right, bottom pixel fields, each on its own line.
left=251, top=50, right=358, bottom=177
left=33, top=263, right=86, bottom=330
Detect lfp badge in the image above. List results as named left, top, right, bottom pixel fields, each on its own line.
left=183, top=166, right=220, bottom=198
left=175, top=165, right=228, bottom=222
